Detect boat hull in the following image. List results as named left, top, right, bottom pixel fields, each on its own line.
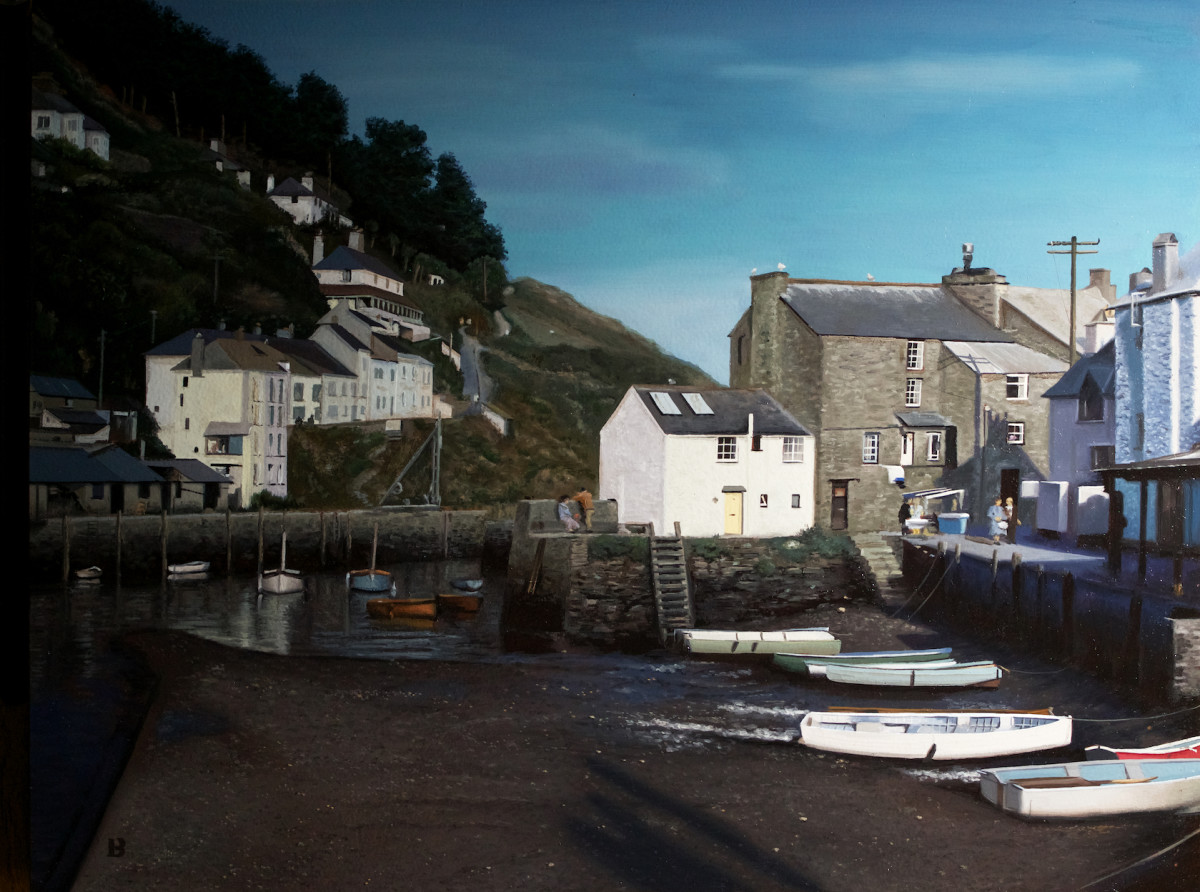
left=168, top=561, right=210, bottom=575
left=1085, top=736, right=1200, bottom=761
left=259, top=570, right=304, bottom=595
left=774, top=648, right=952, bottom=674
left=367, top=598, right=437, bottom=620
left=437, top=593, right=482, bottom=612
left=347, top=569, right=396, bottom=593
left=823, top=661, right=1002, bottom=688
left=800, top=712, right=1072, bottom=760
left=980, top=758, right=1200, bottom=819
left=676, top=628, right=841, bottom=656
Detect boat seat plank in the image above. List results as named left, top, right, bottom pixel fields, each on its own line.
left=1012, top=777, right=1104, bottom=789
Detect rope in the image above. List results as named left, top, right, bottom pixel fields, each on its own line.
left=895, top=558, right=954, bottom=621
left=1078, top=825, right=1200, bottom=890
left=997, top=665, right=1072, bottom=675
left=887, top=553, right=938, bottom=617
left=1069, top=701, right=1200, bottom=723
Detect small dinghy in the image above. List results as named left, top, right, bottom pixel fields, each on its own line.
left=168, top=560, right=210, bottom=577
left=980, top=758, right=1200, bottom=819
left=347, top=523, right=395, bottom=594
left=1085, top=735, right=1200, bottom=762
left=800, top=711, right=1072, bottom=760
left=437, top=592, right=482, bottom=613
left=75, top=565, right=102, bottom=581
left=450, top=578, right=483, bottom=592
left=259, top=531, right=304, bottom=595
left=674, top=628, right=841, bottom=656
left=366, top=598, right=437, bottom=620
left=823, top=660, right=1002, bottom=688
left=774, top=648, right=954, bottom=675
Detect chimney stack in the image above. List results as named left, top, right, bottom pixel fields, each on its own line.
left=302, top=171, right=315, bottom=192
left=349, top=228, right=365, bottom=252
left=1151, top=232, right=1179, bottom=293
left=190, top=331, right=205, bottom=377
left=1129, top=268, right=1152, bottom=293
left=266, top=174, right=275, bottom=193
left=1087, top=268, right=1115, bottom=302
left=312, top=232, right=325, bottom=266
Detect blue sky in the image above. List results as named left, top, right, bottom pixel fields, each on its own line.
left=164, top=0, right=1199, bottom=383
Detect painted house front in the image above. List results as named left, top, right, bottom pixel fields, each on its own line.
left=600, top=386, right=815, bottom=537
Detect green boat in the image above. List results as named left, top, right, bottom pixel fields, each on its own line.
left=773, top=647, right=953, bottom=675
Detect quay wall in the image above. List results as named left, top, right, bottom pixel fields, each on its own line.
left=29, top=508, right=507, bottom=582
left=902, top=540, right=1200, bottom=703
left=504, top=500, right=871, bottom=651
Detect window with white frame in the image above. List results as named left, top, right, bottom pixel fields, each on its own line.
left=905, top=378, right=922, bottom=407
left=1006, top=374, right=1028, bottom=400
left=906, top=340, right=924, bottom=370
left=862, top=432, right=880, bottom=464
left=782, top=436, right=804, bottom=462
left=926, top=432, right=942, bottom=462
left=717, top=436, right=737, bottom=462
left=1006, top=422, right=1025, bottom=444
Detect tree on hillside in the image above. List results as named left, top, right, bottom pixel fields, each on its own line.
left=424, top=153, right=507, bottom=270
left=295, top=71, right=349, bottom=170
left=335, top=117, right=434, bottom=251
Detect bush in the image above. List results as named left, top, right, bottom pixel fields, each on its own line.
left=588, top=534, right=648, bottom=563
left=688, top=538, right=731, bottom=562
left=247, top=489, right=300, bottom=511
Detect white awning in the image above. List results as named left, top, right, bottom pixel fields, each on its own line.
left=902, top=487, right=964, bottom=501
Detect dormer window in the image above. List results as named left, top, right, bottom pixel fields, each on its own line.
left=1078, top=378, right=1104, bottom=421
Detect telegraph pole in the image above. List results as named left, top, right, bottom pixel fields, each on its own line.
left=1047, top=237, right=1100, bottom=366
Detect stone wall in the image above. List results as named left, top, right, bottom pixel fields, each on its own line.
left=903, top=539, right=1200, bottom=703
left=29, top=507, right=492, bottom=581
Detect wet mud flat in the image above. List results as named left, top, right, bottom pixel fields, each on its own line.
left=70, top=601, right=1200, bottom=892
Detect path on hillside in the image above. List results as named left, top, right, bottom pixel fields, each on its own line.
left=459, top=327, right=494, bottom=404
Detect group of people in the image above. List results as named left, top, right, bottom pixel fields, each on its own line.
left=987, top=496, right=1020, bottom=544
left=557, top=486, right=594, bottom=533
left=899, top=494, right=1019, bottom=544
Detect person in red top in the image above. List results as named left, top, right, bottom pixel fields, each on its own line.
left=573, top=485, right=595, bottom=532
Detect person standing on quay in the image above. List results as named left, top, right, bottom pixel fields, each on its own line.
left=1004, top=496, right=1020, bottom=543
left=573, top=484, right=595, bottom=533
left=987, top=497, right=1006, bottom=545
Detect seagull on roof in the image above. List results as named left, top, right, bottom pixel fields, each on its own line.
left=750, top=267, right=757, bottom=274
left=867, top=274, right=875, bottom=281
left=777, top=263, right=786, bottom=270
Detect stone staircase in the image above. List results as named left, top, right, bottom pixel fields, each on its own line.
left=850, top=532, right=912, bottom=610
left=649, top=523, right=695, bottom=643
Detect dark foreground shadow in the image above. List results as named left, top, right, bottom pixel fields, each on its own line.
left=565, top=756, right=820, bottom=891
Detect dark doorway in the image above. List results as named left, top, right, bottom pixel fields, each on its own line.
left=1000, top=468, right=1020, bottom=542
left=830, top=481, right=848, bottom=531
left=1158, top=480, right=1184, bottom=551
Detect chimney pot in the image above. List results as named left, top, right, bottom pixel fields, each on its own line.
left=266, top=174, right=275, bottom=193
left=349, top=228, right=365, bottom=252
left=1151, top=232, right=1179, bottom=293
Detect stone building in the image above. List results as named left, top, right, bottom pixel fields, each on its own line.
left=729, top=252, right=1070, bottom=534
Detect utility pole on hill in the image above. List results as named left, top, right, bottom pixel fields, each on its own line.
left=1047, top=236, right=1100, bottom=366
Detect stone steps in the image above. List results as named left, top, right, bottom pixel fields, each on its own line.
left=851, top=532, right=913, bottom=610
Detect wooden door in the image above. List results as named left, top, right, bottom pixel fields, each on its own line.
left=724, top=491, right=743, bottom=535
left=1158, top=480, right=1183, bottom=550
left=830, top=481, right=848, bottom=531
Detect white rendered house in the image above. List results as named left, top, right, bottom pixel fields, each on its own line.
left=600, top=386, right=815, bottom=537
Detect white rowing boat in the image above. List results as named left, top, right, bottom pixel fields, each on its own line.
left=774, top=648, right=955, bottom=676
left=259, top=531, right=304, bottom=595
left=168, top=560, right=210, bottom=576
left=822, top=661, right=1002, bottom=688
left=799, top=711, right=1072, bottom=760
left=674, top=628, right=842, bottom=656
left=980, top=758, right=1200, bottom=819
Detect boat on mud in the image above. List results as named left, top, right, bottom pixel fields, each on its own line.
left=673, top=628, right=841, bottom=656
left=822, top=661, right=1002, bottom=688
left=1085, top=735, right=1200, bottom=762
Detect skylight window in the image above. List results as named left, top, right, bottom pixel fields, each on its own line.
left=681, top=393, right=714, bottom=415
left=649, top=391, right=682, bottom=415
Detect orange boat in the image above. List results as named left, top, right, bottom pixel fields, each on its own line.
left=366, top=598, right=437, bottom=620
left=437, top=592, right=482, bottom=613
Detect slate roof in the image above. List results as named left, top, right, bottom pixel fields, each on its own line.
left=632, top=386, right=811, bottom=437
left=31, top=88, right=79, bottom=114
left=267, top=176, right=313, bottom=197
left=30, top=375, right=95, bottom=400
left=145, top=459, right=232, bottom=483
left=169, top=338, right=290, bottom=373
left=270, top=338, right=355, bottom=377
left=145, top=329, right=267, bottom=357
left=82, top=115, right=108, bottom=135
left=1004, top=283, right=1110, bottom=352
left=942, top=340, right=1068, bottom=375
left=30, top=445, right=161, bottom=484
left=1042, top=340, right=1116, bottom=399
left=375, top=332, right=434, bottom=363
left=45, top=408, right=109, bottom=432
left=781, top=281, right=1012, bottom=341
left=313, top=245, right=402, bottom=281
left=318, top=323, right=370, bottom=354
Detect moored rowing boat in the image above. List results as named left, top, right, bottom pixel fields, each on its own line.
left=1085, top=735, right=1200, bottom=761
left=774, top=648, right=953, bottom=675
left=822, top=661, right=1002, bottom=688
left=367, top=598, right=437, bottom=620
left=674, top=628, right=842, bottom=656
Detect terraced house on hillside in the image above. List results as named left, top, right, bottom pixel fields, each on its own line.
left=729, top=247, right=1101, bottom=533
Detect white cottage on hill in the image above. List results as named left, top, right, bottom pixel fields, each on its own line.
left=600, top=386, right=815, bottom=537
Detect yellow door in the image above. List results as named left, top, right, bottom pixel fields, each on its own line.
left=724, top=491, right=743, bottom=535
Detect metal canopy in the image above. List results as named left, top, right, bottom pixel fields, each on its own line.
left=901, top=487, right=964, bottom=501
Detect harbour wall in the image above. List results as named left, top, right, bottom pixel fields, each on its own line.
left=902, top=540, right=1200, bottom=703
left=504, top=500, right=872, bottom=651
left=29, top=508, right=510, bottom=583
